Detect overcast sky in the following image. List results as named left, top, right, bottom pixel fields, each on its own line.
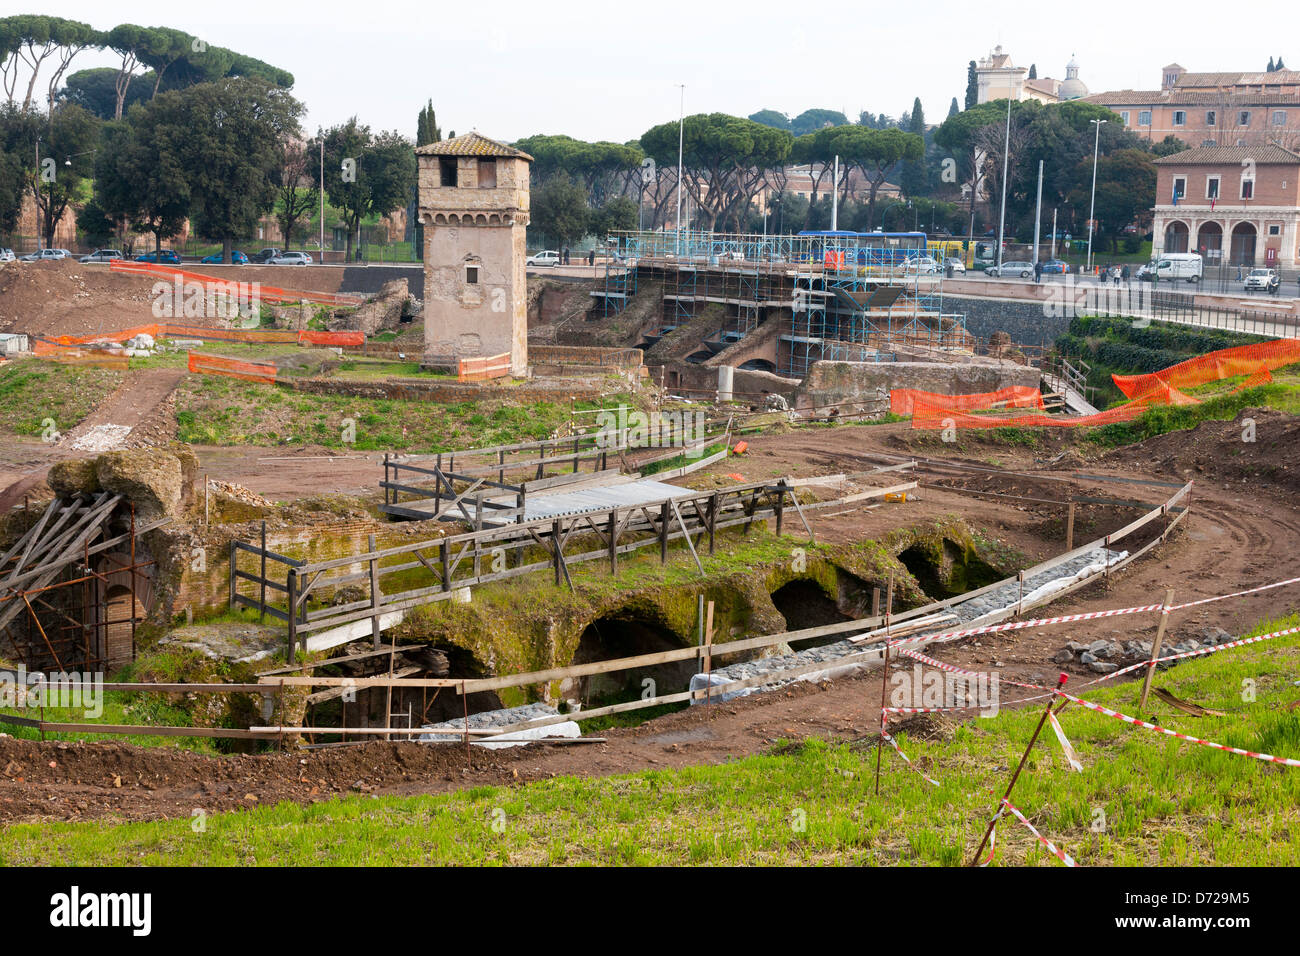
left=25, top=1, right=1299, bottom=142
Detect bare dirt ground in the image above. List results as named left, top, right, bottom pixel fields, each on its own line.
left=4, top=415, right=1298, bottom=824
left=0, top=368, right=185, bottom=512
left=0, top=260, right=354, bottom=338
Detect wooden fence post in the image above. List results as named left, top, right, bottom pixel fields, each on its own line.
left=1138, top=589, right=1175, bottom=715
left=553, top=518, right=563, bottom=586
left=368, top=533, right=381, bottom=649
left=1065, top=500, right=1076, bottom=551
left=228, top=540, right=237, bottom=611
left=259, top=520, right=268, bottom=623
left=286, top=571, right=297, bottom=664
left=874, top=570, right=895, bottom=796
left=608, top=508, right=619, bottom=575
left=660, top=502, right=670, bottom=563
left=708, top=492, right=719, bottom=554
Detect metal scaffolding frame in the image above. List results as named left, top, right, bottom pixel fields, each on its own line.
left=0, top=497, right=165, bottom=671
left=606, top=230, right=971, bottom=377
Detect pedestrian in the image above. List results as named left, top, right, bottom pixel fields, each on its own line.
left=1033, top=260, right=1043, bottom=284
left=1113, top=265, right=1120, bottom=286
left=1121, top=263, right=1130, bottom=284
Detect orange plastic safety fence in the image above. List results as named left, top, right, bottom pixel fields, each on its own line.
left=911, top=397, right=1151, bottom=430
left=1234, top=367, right=1274, bottom=391
left=298, top=330, right=364, bottom=347
left=891, top=386, right=1044, bottom=416
left=187, top=351, right=278, bottom=384
left=1113, top=338, right=1300, bottom=399
left=458, top=352, right=511, bottom=383
left=110, top=260, right=365, bottom=307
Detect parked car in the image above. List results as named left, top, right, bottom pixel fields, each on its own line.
left=1244, top=267, right=1280, bottom=294
left=268, top=251, right=312, bottom=265
left=0, top=248, right=14, bottom=262
left=527, top=250, right=561, bottom=267
left=984, top=260, right=1034, bottom=278
left=20, top=248, right=69, bottom=261
left=134, top=250, right=183, bottom=264
left=201, top=251, right=249, bottom=264
left=1040, top=259, right=1070, bottom=274
left=900, top=255, right=940, bottom=274
left=943, top=258, right=966, bottom=274
left=79, top=249, right=123, bottom=263
left=249, top=248, right=283, bottom=263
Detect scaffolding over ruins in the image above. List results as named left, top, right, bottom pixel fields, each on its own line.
left=591, top=230, right=973, bottom=378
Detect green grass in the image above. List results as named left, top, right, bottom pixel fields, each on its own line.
left=0, top=362, right=123, bottom=437
left=173, top=374, right=638, bottom=452
left=2, top=614, right=1294, bottom=866
left=1087, top=383, right=1300, bottom=446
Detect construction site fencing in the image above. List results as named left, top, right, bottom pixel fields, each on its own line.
left=891, top=386, right=1044, bottom=417
left=34, top=323, right=363, bottom=356
left=1113, top=337, right=1300, bottom=400
left=187, top=351, right=278, bottom=384
left=108, top=259, right=365, bottom=307
left=457, top=352, right=511, bottom=382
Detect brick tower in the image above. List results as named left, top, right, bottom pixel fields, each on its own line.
left=415, top=132, right=532, bottom=374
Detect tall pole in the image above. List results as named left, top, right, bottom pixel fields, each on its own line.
left=1086, top=119, right=1107, bottom=272
left=675, top=84, right=685, bottom=256
left=319, top=134, right=325, bottom=257
left=995, top=97, right=1010, bottom=275
left=1051, top=207, right=1058, bottom=259
left=1032, top=159, right=1043, bottom=265
left=831, top=155, right=840, bottom=231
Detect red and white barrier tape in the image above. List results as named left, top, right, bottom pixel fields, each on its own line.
left=1087, top=625, right=1300, bottom=686
left=899, top=647, right=1052, bottom=691
left=884, top=601, right=1165, bottom=650
left=1170, top=574, right=1300, bottom=612
left=1048, top=712, right=1084, bottom=772
left=1000, top=798, right=1079, bottom=867
left=1056, top=691, right=1300, bottom=768
left=880, top=571, right=1300, bottom=652
left=882, top=731, right=944, bottom=789
left=885, top=732, right=1079, bottom=867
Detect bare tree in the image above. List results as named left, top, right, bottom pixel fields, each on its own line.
left=273, top=137, right=319, bottom=249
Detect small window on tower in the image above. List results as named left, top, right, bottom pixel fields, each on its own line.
left=466, top=265, right=480, bottom=284
left=478, top=159, right=497, bottom=188
left=439, top=158, right=458, bottom=187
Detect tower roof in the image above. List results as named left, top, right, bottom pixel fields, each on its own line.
left=416, top=131, right=533, bottom=161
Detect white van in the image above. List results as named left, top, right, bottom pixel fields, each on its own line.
left=1138, top=252, right=1202, bottom=283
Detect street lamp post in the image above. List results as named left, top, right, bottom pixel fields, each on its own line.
left=1086, top=118, right=1107, bottom=273
left=995, top=97, right=1011, bottom=276
left=675, top=84, right=685, bottom=256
